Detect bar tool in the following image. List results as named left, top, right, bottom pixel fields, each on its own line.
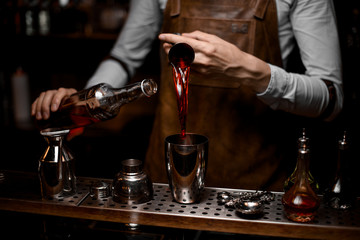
left=217, top=191, right=274, bottom=217
left=38, top=129, right=76, bottom=199
left=90, top=180, right=111, bottom=199
left=165, top=133, right=208, bottom=204
left=112, top=159, right=153, bottom=204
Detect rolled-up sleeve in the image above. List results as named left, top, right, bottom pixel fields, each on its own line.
left=257, top=0, right=343, bottom=121
left=86, top=0, right=164, bottom=88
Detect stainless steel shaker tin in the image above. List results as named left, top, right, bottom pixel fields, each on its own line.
left=165, top=133, right=209, bottom=204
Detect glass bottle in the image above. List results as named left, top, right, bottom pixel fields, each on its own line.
left=324, top=131, right=356, bottom=209
left=284, top=129, right=319, bottom=193
left=35, top=78, right=157, bottom=132
left=282, top=131, right=320, bottom=223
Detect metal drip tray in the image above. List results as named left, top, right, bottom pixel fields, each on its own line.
left=81, top=183, right=360, bottom=228
left=1, top=172, right=359, bottom=239
left=40, top=179, right=91, bottom=206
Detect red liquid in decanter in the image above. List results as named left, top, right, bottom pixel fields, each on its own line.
left=282, top=189, right=320, bottom=223
left=282, top=131, right=320, bottom=223
left=169, top=43, right=195, bottom=138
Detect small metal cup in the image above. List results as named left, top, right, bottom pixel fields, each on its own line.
left=165, top=133, right=208, bottom=204
left=90, top=181, right=111, bottom=199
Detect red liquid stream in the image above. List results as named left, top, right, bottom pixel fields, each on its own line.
left=171, top=60, right=190, bottom=138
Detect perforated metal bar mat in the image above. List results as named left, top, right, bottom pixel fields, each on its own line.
left=80, top=181, right=360, bottom=228
left=1, top=173, right=360, bottom=239
left=38, top=178, right=91, bottom=206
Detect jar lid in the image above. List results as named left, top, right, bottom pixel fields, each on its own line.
left=121, top=159, right=143, bottom=174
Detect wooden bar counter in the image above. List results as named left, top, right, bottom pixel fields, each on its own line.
left=0, top=170, right=359, bottom=239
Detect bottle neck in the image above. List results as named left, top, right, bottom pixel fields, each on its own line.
left=296, top=148, right=310, bottom=183
left=337, top=143, right=349, bottom=172
left=111, top=79, right=158, bottom=108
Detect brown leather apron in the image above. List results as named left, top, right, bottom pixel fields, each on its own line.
left=145, top=0, right=290, bottom=191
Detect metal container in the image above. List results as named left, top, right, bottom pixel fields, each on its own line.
left=90, top=181, right=111, bottom=199
left=112, top=159, right=153, bottom=204
left=38, top=129, right=76, bottom=199
left=165, top=133, right=208, bottom=204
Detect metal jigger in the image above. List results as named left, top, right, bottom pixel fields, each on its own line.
left=38, top=129, right=76, bottom=199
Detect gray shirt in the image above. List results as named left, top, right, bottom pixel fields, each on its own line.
left=86, top=0, right=342, bottom=121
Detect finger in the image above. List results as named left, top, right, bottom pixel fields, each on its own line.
left=31, top=98, right=39, bottom=116
left=158, top=33, right=184, bottom=45
left=159, top=33, right=203, bottom=49
left=190, top=52, right=210, bottom=72
left=160, top=33, right=209, bottom=58
left=34, top=92, right=46, bottom=120
left=51, top=88, right=76, bottom=112
left=40, top=90, right=58, bottom=119
left=182, top=31, right=218, bottom=43
left=162, top=42, right=173, bottom=55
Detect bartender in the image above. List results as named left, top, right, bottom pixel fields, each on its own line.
left=32, top=0, right=343, bottom=191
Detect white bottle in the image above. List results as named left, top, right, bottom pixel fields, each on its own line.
left=11, top=67, right=32, bottom=129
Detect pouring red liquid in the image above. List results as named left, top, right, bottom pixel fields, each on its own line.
left=168, top=43, right=195, bottom=138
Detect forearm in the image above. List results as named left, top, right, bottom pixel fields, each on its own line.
left=229, top=51, right=271, bottom=93
left=85, top=59, right=128, bottom=88
left=257, top=64, right=343, bottom=120
left=85, top=0, right=163, bottom=89
left=258, top=0, right=343, bottom=120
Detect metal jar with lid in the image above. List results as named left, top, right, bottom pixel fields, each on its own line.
left=112, top=159, right=153, bottom=204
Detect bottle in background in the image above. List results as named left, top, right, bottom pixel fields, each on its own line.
left=284, top=129, right=319, bottom=193
left=11, top=67, right=32, bottom=130
left=282, top=130, right=320, bottom=223
left=324, top=131, right=356, bottom=209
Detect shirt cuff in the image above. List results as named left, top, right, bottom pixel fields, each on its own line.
left=256, top=64, right=289, bottom=109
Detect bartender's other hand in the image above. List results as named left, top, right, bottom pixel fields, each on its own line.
left=159, top=31, right=242, bottom=77
left=159, top=31, right=270, bottom=93
left=31, top=88, right=77, bottom=120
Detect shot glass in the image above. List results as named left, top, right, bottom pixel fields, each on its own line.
left=165, top=133, right=208, bottom=204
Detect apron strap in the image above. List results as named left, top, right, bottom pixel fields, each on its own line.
left=254, top=0, right=270, bottom=19
left=170, top=0, right=181, bottom=17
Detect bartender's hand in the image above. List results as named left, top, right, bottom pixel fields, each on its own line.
left=31, top=88, right=77, bottom=120
left=31, top=88, right=82, bottom=141
left=159, top=31, right=271, bottom=93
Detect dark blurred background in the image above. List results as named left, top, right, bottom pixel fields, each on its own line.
left=0, top=0, right=161, bottom=180
left=0, top=0, right=359, bottom=195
